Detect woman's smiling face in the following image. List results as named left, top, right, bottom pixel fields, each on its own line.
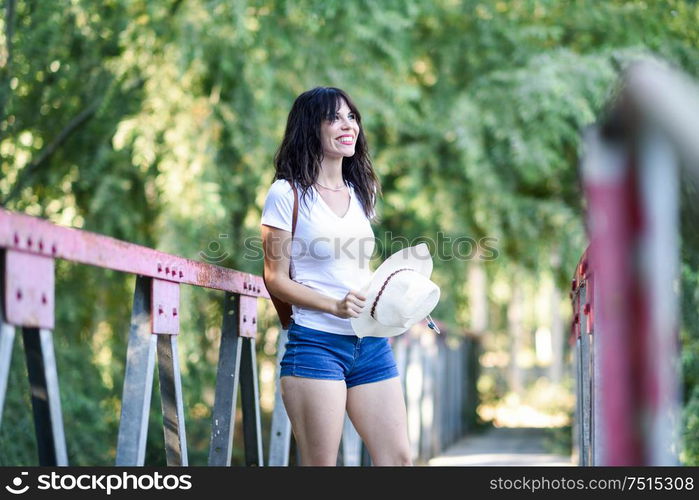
left=320, top=99, right=360, bottom=160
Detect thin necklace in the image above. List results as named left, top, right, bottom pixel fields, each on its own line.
left=315, top=180, right=347, bottom=191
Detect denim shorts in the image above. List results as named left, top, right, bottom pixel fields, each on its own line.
left=280, top=320, right=399, bottom=388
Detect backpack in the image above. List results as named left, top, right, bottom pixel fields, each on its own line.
left=262, top=182, right=299, bottom=330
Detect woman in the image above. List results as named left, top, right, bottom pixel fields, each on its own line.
left=260, top=87, right=411, bottom=466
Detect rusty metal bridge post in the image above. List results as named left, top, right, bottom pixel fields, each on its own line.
left=0, top=247, right=68, bottom=466
left=115, top=275, right=189, bottom=466
left=208, top=292, right=263, bottom=466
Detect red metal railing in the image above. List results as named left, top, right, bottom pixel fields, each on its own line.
left=570, top=60, right=699, bottom=465
left=570, top=248, right=594, bottom=465
left=0, top=208, right=266, bottom=466
left=1, top=208, right=479, bottom=466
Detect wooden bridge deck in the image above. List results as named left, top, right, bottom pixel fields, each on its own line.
left=428, top=427, right=573, bottom=466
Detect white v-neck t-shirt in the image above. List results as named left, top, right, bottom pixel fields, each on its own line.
left=261, top=179, right=376, bottom=335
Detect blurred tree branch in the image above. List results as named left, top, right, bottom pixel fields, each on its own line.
left=3, top=77, right=144, bottom=205
left=1, top=0, right=16, bottom=120
left=4, top=100, right=99, bottom=203
left=4, top=0, right=13, bottom=66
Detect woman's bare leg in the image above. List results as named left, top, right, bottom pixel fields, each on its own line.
left=281, top=376, right=347, bottom=466
left=346, top=377, right=412, bottom=466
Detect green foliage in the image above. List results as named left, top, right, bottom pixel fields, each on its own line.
left=682, top=386, right=699, bottom=465
left=0, top=335, right=36, bottom=465
left=680, top=172, right=699, bottom=465
left=2, top=0, right=699, bottom=464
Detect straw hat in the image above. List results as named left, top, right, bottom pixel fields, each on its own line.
left=350, top=243, right=441, bottom=338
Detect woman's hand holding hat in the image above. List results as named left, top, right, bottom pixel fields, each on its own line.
left=333, top=289, right=367, bottom=319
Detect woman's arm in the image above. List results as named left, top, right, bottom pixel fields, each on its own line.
left=261, top=224, right=365, bottom=318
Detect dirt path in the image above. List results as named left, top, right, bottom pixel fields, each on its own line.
left=429, top=427, right=573, bottom=466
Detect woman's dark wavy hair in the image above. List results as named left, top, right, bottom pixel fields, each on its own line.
left=273, top=87, right=381, bottom=221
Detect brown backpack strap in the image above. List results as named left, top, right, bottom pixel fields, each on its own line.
left=263, top=180, right=300, bottom=331
left=289, top=182, right=299, bottom=282
left=291, top=183, right=299, bottom=236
